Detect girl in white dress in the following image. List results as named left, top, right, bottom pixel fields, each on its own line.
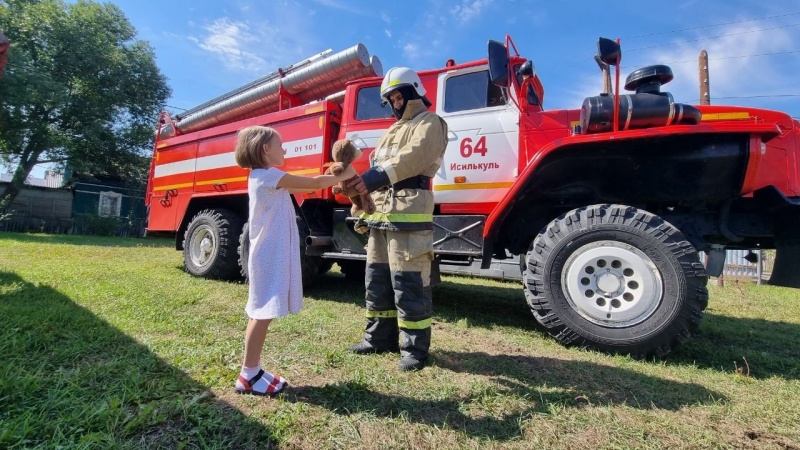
left=233, top=125, right=356, bottom=396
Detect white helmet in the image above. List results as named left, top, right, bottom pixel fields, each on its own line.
left=380, top=66, right=426, bottom=99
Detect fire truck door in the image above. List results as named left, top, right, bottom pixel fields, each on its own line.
left=433, top=67, right=519, bottom=205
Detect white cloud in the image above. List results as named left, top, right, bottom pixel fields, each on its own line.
left=554, top=22, right=799, bottom=112
left=381, top=12, right=391, bottom=24
left=648, top=24, right=796, bottom=104
left=311, top=0, right=370, bottom=16
left=396, top=10, right=450, bottom=65
left=385, top=29, right=392, bottom=38
left=188, top=18, right=266, bottom=72
left=187, top=8, right=322, bottom=77
left=450, top=0, right=494, bottom=24
left=403, top=42, right=420, bottom=61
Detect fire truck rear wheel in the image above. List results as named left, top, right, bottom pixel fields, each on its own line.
left=238, top=222, right=251, bottom=281
left=523, top=204, right=709, bottom=359
left=296, top=216, right=322, bottom=286
left=183, top=209, right=244, bottom=280
left=238, top=217, right=323, bottom=286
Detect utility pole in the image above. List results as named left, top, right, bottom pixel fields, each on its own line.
left=699, top=49, right=724, bottom=285
left=594, top=55, right=613, bottom=95
left=699, top=50, right=710, bottom=105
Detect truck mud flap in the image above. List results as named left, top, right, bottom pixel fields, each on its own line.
left=769, top=238, right=800, bottom=288
left=759, top=189, right=800, bottom=288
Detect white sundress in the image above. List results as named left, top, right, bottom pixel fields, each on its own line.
left=245, top=167, right=303, bottom=319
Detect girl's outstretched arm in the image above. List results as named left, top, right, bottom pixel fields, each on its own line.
left=278, top=165, right=357, bottom=194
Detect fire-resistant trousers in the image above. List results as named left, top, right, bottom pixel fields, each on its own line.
left=362, top=227, right=433, bottom=360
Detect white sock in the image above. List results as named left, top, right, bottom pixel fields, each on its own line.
left=236, top=366, right=286, bottom=394
left=240, top=365, right=261, bottom=380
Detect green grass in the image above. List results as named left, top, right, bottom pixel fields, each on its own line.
left=1, top=232, right=799, bottom=449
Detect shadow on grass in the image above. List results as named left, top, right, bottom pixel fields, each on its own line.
left=308, top=271, right=532, bottom=329
left=0, top=231, right=173, bottom=248
left=432, top=277, right=532, bottom=329
left=669, top=313, right=800, bottom=379
left=288, top=352, right=724, bottom=442
left=305, top=271, right=364, bottom=306
left=310, top=271, right=800, bottom=380
left=0, top=270, right=274, bottom=449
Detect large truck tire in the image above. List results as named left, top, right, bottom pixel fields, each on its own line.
left=238, top=222, right=251, bottom=281
left=237, top=216, right=323, bottom=287
left=183, top=209, right=244, bottom=280
left=523, top=204, right=708, bottom=358
left=296, top=215, right=322, bottom=286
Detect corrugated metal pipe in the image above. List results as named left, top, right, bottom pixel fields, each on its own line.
left=158, top=44, right=382, bottom=139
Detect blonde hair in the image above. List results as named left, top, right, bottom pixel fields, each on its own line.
left=234, top=126, right=279, bottom=169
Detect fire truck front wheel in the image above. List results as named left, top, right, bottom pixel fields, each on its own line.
left=523, top=204, right=709, bottom=358
left=182, top=209, right=244, bottom=280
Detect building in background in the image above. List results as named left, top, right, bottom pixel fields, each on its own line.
left=70, top=174, right=146, bottom=220
left=0, top=169, right=147, bottom=236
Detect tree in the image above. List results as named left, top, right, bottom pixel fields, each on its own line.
left=0, top=31, right=8, bottom=78
left=0, top=0, right=170, bottom=208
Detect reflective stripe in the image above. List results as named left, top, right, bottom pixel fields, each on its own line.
left=362, top=212, right=433, bottom=223
left=366, top=310, right=398, bottom=319
left=398, top=318, right=431, bottom=330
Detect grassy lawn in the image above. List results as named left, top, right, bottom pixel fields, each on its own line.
left=1, top=232, right=799, bottom=449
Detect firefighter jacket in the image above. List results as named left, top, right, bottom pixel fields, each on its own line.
left=360, top=99, right=448, bottom=231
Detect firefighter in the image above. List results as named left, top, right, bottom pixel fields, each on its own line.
left=347, top=67, right=448, bottom=371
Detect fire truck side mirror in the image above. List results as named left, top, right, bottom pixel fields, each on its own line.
left=487, top=39, right=510, bottom=88
left=597, top=37, right=621, bottom=66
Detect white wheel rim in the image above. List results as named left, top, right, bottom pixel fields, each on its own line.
left=562, top=240, right=663, bottom=327
left=190, top=225, right=216, bottom=268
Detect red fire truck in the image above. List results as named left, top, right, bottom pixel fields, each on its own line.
left=146, top=36, right=800, bottom=358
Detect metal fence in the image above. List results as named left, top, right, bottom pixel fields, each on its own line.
left=699, top=249, right=773, bottom=284
left=0, top=209, right=147, bottom=237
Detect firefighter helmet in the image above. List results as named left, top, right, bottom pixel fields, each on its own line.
left=380, top=67, right=426, bottom=100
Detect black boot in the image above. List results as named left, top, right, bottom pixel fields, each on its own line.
left=398, top=355, right=427, bottom=371
left=348, top=340, right=399, bottom=355
left=352, top=317, right=399, bottom=355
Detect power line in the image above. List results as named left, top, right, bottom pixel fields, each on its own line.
left=624, top=11, right=800, bottom=40
left=681, top=94, right=800, bottom=103
left=166, top=105, right=188, bottom=111
left=712, top=94, right=800, bottom=99
left=621, top=50, right=800, bottom=69
left=628, top=23, right=800, bottom=52
left=557, top=13, right=800, bottom=72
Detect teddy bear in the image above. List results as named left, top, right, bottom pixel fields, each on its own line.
left=326, top=138, right=376, bottom=219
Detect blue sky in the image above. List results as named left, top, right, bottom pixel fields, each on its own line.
left=115, top=0, right=800, bottom=117
left=14, top=0, right=800, bottom=177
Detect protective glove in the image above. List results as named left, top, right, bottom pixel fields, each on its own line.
left=353, top=217, right=369, bottom=235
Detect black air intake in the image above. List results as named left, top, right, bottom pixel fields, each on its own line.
left=580, top=64, right=701, bottom=134
left=580, top=92, right=701, bottom=134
